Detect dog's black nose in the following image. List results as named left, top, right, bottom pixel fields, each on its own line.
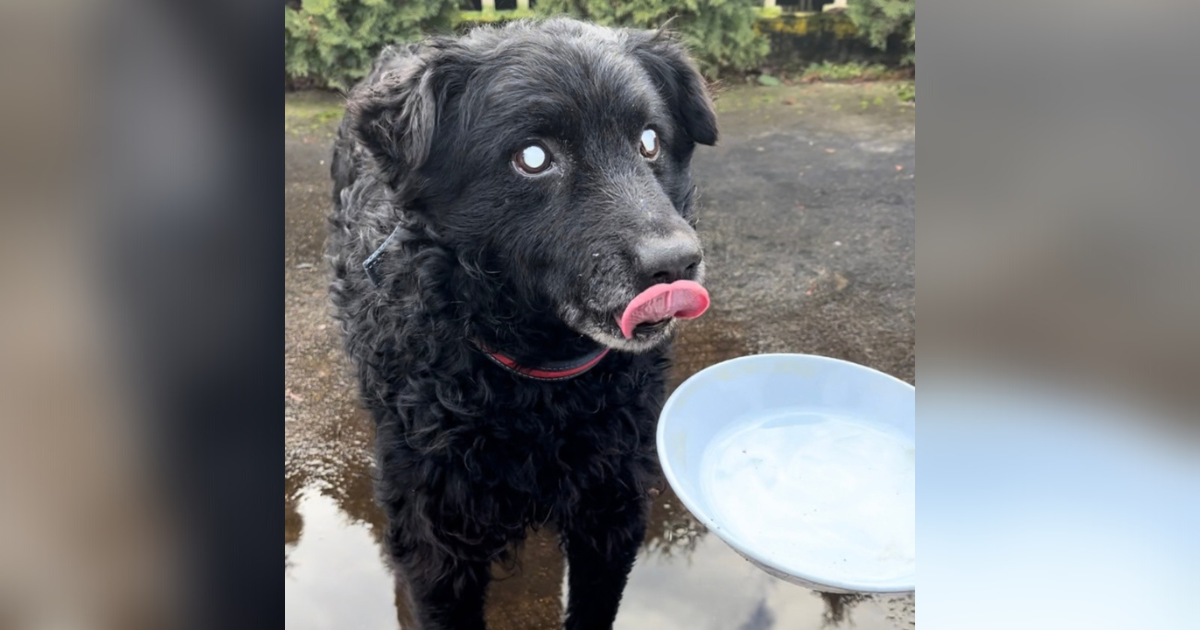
left=635, top=232, right=702, bottom=287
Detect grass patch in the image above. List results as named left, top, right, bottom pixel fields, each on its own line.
left=800, top=61, right=891, bottom=83
left=896, top=81, right=915, bottom=103
left=285, top=91, right=345, bottom=137
left=712, top=81, right=908, bottom=115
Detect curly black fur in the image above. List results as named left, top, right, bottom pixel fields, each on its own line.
left=327, top=18, right=717, bottom=630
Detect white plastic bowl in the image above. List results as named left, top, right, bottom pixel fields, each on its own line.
left=657, top=353, right=915, bottom=594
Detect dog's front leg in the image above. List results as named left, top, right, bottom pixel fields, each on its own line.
left=560, top=488, right=649, bottom=630
left=393, top=543, right=491, bottom=630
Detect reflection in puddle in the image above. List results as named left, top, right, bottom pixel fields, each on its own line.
left=285, top=487, right=395, bottom=630
left=285, top=479, right=914, bottom=630
left=284, top=313, right=914, bottom=629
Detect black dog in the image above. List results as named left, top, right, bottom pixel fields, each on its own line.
left=327, top=18, right=717, bottom=630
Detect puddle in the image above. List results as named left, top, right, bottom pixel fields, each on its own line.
left=285, top=486, right=395, bottom=630
left=285, top=313, right=913, bottom=629
left=285, top=476, right=913, bottom=629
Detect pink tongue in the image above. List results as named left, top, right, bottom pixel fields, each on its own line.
left=618, top=280, right=710, bottom=339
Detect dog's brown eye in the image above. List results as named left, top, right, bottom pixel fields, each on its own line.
left=514, top=144, right=551, bottom=174
left=639, top=129, right=659, bottom=159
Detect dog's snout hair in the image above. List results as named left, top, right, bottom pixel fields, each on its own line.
left=593, top=165, right=679, bottom=221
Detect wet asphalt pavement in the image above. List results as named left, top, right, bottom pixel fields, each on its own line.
left=285, top=82, right=915, bottom=630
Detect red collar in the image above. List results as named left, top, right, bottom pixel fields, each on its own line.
left=473, top=340, right=610, bottom=382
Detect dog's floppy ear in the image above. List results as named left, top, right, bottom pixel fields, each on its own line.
left=345, top=45, right=438, bottom=186
left=629, top=31, right=718, bottom=146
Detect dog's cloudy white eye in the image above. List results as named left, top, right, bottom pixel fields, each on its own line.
left=639, top=129, right=659, bottom=159
left=514, top=144, right=551, bottom=174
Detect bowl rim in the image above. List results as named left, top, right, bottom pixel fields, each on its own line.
left=656, top=352, right=916, bottom=594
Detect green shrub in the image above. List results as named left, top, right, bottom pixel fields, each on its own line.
left=845, top=0, right=914, bottom=65
left=536, top=0, right=768, bottom=79
left=284, top=0, right=458, bottom=91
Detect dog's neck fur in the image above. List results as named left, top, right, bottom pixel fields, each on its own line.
left=452, top=266, right=606, bottom=368
left=400, top=213, right=609, bottom=368
left=474, top=311, right=602, bottom=367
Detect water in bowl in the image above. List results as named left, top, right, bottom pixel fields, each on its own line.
left=699, top=410, right=915, bottom=585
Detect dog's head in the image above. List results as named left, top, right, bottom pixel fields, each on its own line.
left=348, top=19, right=717, bottom=352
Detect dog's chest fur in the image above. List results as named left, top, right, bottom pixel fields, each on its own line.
left=366, top=348, right=667, bottom=545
